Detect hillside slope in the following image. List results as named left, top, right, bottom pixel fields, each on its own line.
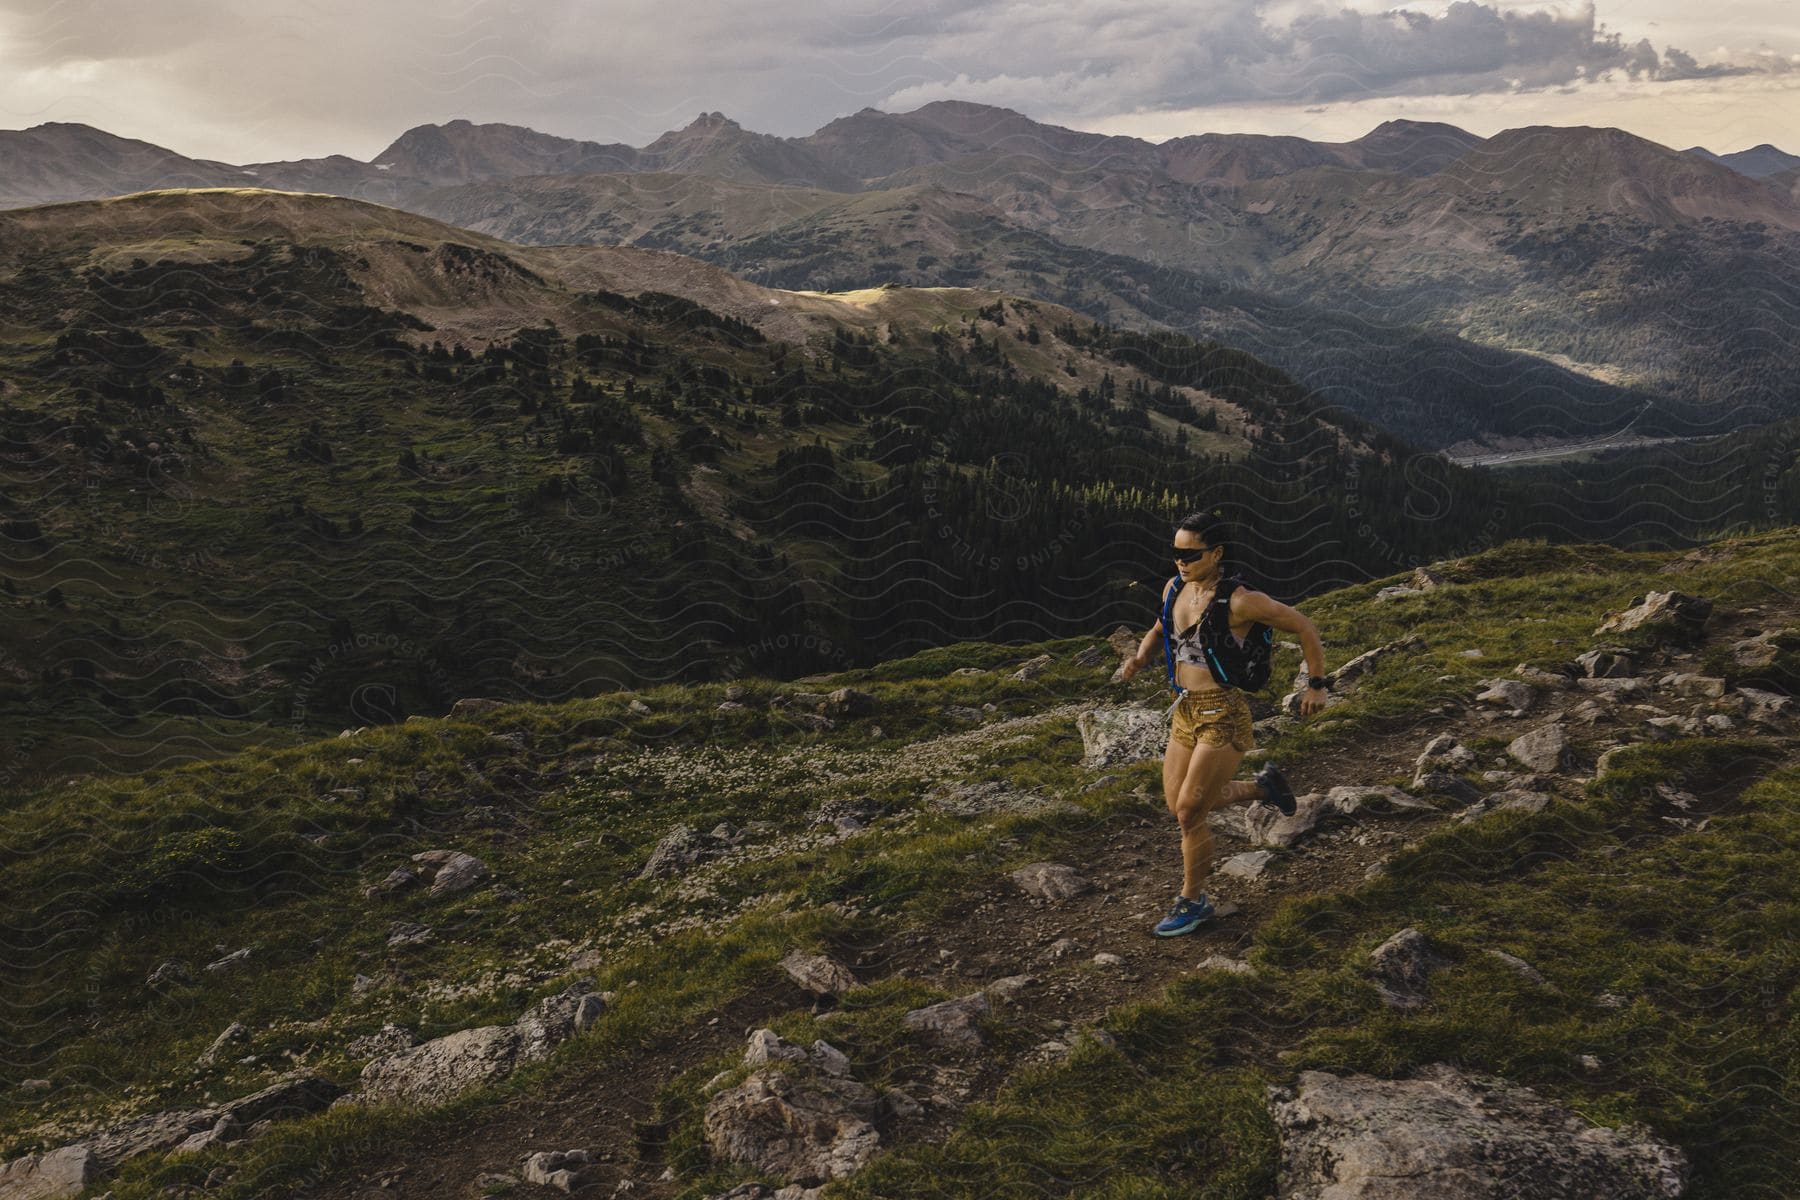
left=0, top=530, right=1795, bottom=1199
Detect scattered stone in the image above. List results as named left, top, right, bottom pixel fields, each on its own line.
left=196, top=1022, right=251, bottom=1069
left=146, top=960, right=191, bottom=988
left=1294, top=634, right=1426, bottom=705
left=627, top=698, right=651, bottom=714
left=410, top=849, right=489, bottom=897
left=1375, top=585, right=1423, bottom=602
left=1411, top=565, right=1450, bottom=590
left=1071, top=645, right=1111, bottom=668
left=449, top=697, right=507, bottom=719
left=1197, top=955, right=1257, bottom=976
left=824, top=688, right=874, bottom=718
left=1512, top=664, right=1570, bottom=689
left=1369, top=928, right=1447, bottom=1011
left=1736, top=686, right=1793, bottom=727
left=902, top=993, right=991, bottom=1049
left=1219, top=850, right=1276, bottom=880
left=1413, top=734, right=1476, bottom=777
left=1009, top=862, right=1093, bottom=900
left=172, top=1113, right=242, bottom=1156
left=1506, top=724, right=1569, bottom=774
left=1091, top=952, right=1127, bottom=968
left=925, top=781, right=1082, bottom=819
left=1566, top=699, right=1609, bottom=725
left=359, top=984, right=603, bottom=1106
left=348, top=1024, right=416, bottom=1060
left=522, top=1149, right=592, bottom=1193
left=387, top=922, right=434, bottom=948
left=1644, top=716, right=1701, bottom=740
left=1268, top=1064, right=1687, bottom=1199
left=1574, top=647, right=1636, bottom=678
left=1703, top=714, right=1734, bottom=732
left=203, top=948, right=252, bottom=974
left=704, top=1070, right=881, bottom=1184
left=1595, top=590, right=1712, bottom=638
left=1075, top=705, right=1167, bottom=768
left=1662, top=673, right=1726, bottom=699
left=0, top=1145, right=95, bottom=1200
left=1222, top=792, right=1321, bottom=848
left=1325, top=785, right=1438, bottom=815
left=1475, top=679, right=1535, bottom=716
left=1043, top=938, right=1082, bottom=960
left=780, top=950, right=860, bottom=997
left=1485, top=950, right=1549, bottom=987
left=638, top=824, right=710, bottom=880
left=1410, top=771, right=1481, bottom=806
left=1457, top=791, right=1552, bottom=823
left=983, top=975, right=1036, bottom=1005
left=1574, top=677, right=1651, bottom=700
left=1011, top=654, right=1055, bottom=681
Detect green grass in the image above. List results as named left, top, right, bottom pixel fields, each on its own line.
left=2, top=531, right=1797, bottom=1198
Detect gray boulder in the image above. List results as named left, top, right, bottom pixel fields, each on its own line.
left=522, top=1149, right=592, bottom=1193
left=1268, top=1064, right=1686, bottom=1199
left=1413, top=735, right=1476, bottom=778
left=1475, top=679, right=1535, bottom=716
left=1011, top=654, right=1055, bottom=681
left=410, top=849, right=488, bottom=897
left=902, top=992, right=991, bottom=1049
left=1457, top=790, right=1552, bottom=823
left=1411, top=771, right=1482, bottom=806
left=703, top=1070, right=881, bottom=1185
left=780, top=950, right=860, bottom=997
left=1574, top=647, right=1637, bottom=678
left=359, top=984, right=602, bottom=1106
left=1594, top=591, right=1712, bottom=638
left=824, top=688, right=875, bottom=718
left=1009, top=862, right=1093, bottom=900
left=1076, top=705, right=1167, bottom=768
left=0, top=1146, right=94, bottom=1200
left=1507, top=724, right=1570, bottom=774
left=1369, top=928, right=1447, bottom=1011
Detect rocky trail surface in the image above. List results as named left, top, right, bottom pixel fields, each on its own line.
left=5, top=561, right=1796, bottom=1200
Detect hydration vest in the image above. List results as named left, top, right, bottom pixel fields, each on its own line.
left=1161, top=572, right=1275, bottom=693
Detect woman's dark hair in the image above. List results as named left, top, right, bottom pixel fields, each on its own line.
left=1175, top=511, right=1233, bottom=562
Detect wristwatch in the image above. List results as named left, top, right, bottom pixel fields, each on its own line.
left=1306, top=675, right=1332, bottom=691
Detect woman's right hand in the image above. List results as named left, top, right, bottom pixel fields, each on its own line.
left=1120, top=651, right=1144, bottom=680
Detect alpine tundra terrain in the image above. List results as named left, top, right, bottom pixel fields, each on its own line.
left=0, top=529, right=1796, bottom=1199
left=8, top=188, right=1795, bottom=791
left=6, top=104, right=1800, bottom=451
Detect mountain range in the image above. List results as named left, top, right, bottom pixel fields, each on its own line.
left=4, top=104, right=1798, bottom=451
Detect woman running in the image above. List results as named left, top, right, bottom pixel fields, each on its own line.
left=1120, top=511, right=1332, bottom=936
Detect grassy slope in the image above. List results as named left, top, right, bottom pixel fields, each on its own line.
left=0, top=529, right=1795, bottom=1198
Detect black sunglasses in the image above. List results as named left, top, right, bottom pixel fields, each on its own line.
left=1172, top=545, right=1215, bottom=563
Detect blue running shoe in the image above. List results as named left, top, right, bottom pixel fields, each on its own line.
left=1153, top=893, right=1215, bottom=937
left=1253, top=762, right=1297, bottom=817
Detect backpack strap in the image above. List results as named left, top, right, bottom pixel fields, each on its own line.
left=1161, top=575, right=1184, bottom=693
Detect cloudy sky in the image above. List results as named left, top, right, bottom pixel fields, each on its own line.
left=2, top=0, right=1796, bottom=162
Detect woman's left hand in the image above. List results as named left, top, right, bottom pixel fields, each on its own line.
left=1297, top=688, right=1329, bottom=716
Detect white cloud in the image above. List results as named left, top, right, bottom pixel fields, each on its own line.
left=0, top=0, right=1793, bottom=161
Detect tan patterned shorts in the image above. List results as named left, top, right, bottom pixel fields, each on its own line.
left=1168, top=687, right=1255, bottom=753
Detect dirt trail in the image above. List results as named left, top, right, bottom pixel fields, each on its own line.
left=304, top=599, right=1795, bottom=1198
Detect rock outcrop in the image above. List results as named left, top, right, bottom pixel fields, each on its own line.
left=358, top=982, right=604, bottom=1106
left=1268, top=1064, right=1687, bottom=1198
